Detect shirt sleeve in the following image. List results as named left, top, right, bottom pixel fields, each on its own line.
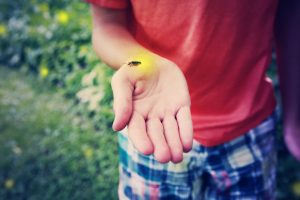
left=85, top=0, right=130, bottom=9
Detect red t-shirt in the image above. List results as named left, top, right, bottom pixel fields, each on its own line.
left=87, top=0, right=278, bottom=146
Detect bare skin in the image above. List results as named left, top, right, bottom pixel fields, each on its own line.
left=91, top=6, right=193, bottom=163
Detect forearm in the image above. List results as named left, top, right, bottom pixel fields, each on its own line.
left=91, top=5, right=152, bottom=70
left=275, top=0, right=300, bottom=126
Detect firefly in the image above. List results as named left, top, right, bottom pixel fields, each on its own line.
left=127, top=61, right=141, bottom=67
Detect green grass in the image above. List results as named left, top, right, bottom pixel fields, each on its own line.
left=0, top=67, right=118, bottom=200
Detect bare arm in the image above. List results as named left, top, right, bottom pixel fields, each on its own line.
left=275, top=0, right=300, bottom=161
left=91, top=5, right=193, bottom=163
left=91, top=5, right=149, bottom=69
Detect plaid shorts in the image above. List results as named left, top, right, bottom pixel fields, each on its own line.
left=118, top=113, right=277, bottom=200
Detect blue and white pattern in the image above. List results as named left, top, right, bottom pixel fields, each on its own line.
left=118, top=113, right=277, bottom=200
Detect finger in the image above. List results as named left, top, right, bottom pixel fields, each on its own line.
left=146, top=118, right=171, bottom=163
left=111, top=73, right=133, bottom=131
left=176, top=106, right=193, bottom=152
left=163, top=115, right=183, bottom=163
left=128, top=112, right=154, bottom=155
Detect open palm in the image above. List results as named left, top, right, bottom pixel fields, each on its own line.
left=111, top=58, right=193, bottom=163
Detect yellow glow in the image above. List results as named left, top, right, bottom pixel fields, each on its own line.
left=129, top=52, right=156, bottom=78
left=56, top=11, right=69, bottom=25
left=39, top=65, right=49, bottom=78
left=0, top=24, right=7, bottom=37
left=293, top=181, right=300, bottom=197
left=5, top=179, right=14, bottom=189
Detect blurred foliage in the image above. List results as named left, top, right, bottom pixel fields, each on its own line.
left=0, top=68, right=118, bottom=199
left=0, top=0, right=115, bottom=135
left=0, top=0, right=300, bottom=199
left=0, top=0, right=118, bottom=199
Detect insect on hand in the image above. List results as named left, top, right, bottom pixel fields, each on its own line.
left=127, top=61, right=141, bottom=67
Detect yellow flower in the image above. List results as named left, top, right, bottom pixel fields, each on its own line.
left=293, top=181, right=300, bottom=197
left=56, top=11, right=69, bottom=25
left=79, top=46, right=89, bottom=55
left=4, top=179, right=14, bottom=190
left=0, top=24, right=7, bottom=37
left=83, top=147, right=93, bottom=159
left=39, top=65, right=49, bottom=78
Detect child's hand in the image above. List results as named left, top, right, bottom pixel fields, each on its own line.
left=111, top=54, right=193, bottom=163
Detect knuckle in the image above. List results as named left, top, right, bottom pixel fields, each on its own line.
left=164, top=105, right=178, bottom=117
left=121, top=104, right=131, bottom=114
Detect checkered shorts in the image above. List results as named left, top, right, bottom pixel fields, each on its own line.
left=118, top=113, right=277, bottom=200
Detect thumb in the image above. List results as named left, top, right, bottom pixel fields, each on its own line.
left=111, top=72, right=133, bottom=131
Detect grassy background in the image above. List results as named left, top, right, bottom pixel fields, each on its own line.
left=0, top=67, right=119, bottom=199
left=0, top=0, right=300, bottom=199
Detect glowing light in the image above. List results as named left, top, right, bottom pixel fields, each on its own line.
left=39, top=65, right=49, bottom=78
left=293, top=181, right=300, bottom=197
left=56, top=11, right=69, bottom=25
left=128, top=52, right=156, bottom=78
left=0, top=24, right=7, bottom=37
left=5, top=179, right=14, bottom=190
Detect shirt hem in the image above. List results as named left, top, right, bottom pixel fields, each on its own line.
left=194, top=98, right=277, bottom=147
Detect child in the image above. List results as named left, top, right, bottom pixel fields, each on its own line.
left=87, top=0, right=300, bottom=199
